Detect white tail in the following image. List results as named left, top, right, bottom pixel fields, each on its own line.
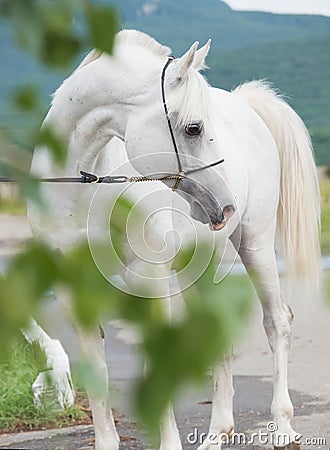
left=234, top=80, right=321, bottom=287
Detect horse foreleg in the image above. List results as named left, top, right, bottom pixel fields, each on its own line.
left=124, top=257, right=183, bottom=450
left=159, top=403, right=182, bottom=450
left=197, top=353, right=234, bottom=450
left=157, top=297, right=182, bottom=450
left=75, top=324, right=119, bottom=450
left=239, top=244, right=301, bottom=449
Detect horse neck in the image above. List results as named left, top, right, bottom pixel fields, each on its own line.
left=36, top=50, right=161, bottom=176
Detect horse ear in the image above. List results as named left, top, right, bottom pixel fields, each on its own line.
left=172, top=41, right=199, bottom=83
left=193, top=39, right=211, bottom=71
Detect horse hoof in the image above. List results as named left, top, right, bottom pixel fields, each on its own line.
left=274, top=443, right=300, bottom=450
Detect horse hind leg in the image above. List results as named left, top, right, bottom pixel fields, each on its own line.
left=239, top=243, right=301, bottom=450
left=21, top=318, right=75, bottom=409
left=265, top=301, right=301, bottom=450
left=264, top=299, right=301, bottom=450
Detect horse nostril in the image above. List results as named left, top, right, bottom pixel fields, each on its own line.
left=223, top=205, right=235, bottom=219
left=211, top=205, right=235, bottom=231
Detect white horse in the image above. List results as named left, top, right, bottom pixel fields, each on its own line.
left=27, top=30, right=320, bottom=450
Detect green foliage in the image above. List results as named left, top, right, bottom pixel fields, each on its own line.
left=37, top=125, right=67, bottom=166
left=0, top=0, right=118, bottom=69
left=12, top=86, right=40, bottom=112
left=85, top=3, right=118, bottom=53
left=0, top=241, right=115, bottom=340
left=1, top=0, right=78, bottom=69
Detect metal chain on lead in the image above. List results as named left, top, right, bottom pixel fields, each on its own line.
left=128, top=174, right=184, bottom=183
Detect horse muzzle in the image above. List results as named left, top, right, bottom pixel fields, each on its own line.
left=190, top=200, right=235, bottom=231
left=210, top=205, right=236, bottom=231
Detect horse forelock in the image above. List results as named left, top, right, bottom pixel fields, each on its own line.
left=168, top=69, right=210, bottom=127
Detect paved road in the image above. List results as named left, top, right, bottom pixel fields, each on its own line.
left=0, top=214, right=329, bottom=449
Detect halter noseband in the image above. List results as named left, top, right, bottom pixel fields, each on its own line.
left=160, top=57, right=224, bottom=190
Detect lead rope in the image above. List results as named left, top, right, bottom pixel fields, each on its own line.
left=0, top=172, right=185, bottom=185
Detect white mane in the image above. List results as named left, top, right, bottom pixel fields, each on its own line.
left=115, top=29, right=172, bottom=59
left=74, top=29, right=171, bottom=72
left=74, top=29, right=209, bottom=127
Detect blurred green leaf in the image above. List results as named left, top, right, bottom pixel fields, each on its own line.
left=60, top=243, right=114, bottom=327
left=74, top=360, right=107, bottom=397
left=2, top=0, right=41, bottom=56
left=0, top=241, right=59, bottom=356
left=41, top=31, right=81, bottom=68
left=0, top=0, right=119, bottom=69
left=12, top=86, right=39, bottom=112
left=7, top=242, right=59, bottom=301
left=85, top=4, right=118, bottom=53
left=37, top=125, right=67, bottom=165
left=20, top=176, right=43, bottom=207
left=39, top=2, right=73, bottom=34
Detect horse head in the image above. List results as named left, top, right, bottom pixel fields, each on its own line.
left=125, top=38, right=236, bottom=231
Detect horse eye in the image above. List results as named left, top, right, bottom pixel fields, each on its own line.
left=185, top=123, right=203, bottom=136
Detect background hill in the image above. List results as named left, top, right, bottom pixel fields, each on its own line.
left=111, top=0, right=330, bottom=53
left=0, top=0, right=329, bottom=163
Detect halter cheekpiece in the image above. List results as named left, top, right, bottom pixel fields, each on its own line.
left=159, top=57, right=224, bottom=190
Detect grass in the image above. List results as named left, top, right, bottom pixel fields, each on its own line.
left=0, top=197, right=26, bottom=215
left=0, top=337, right=91, bottom=433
